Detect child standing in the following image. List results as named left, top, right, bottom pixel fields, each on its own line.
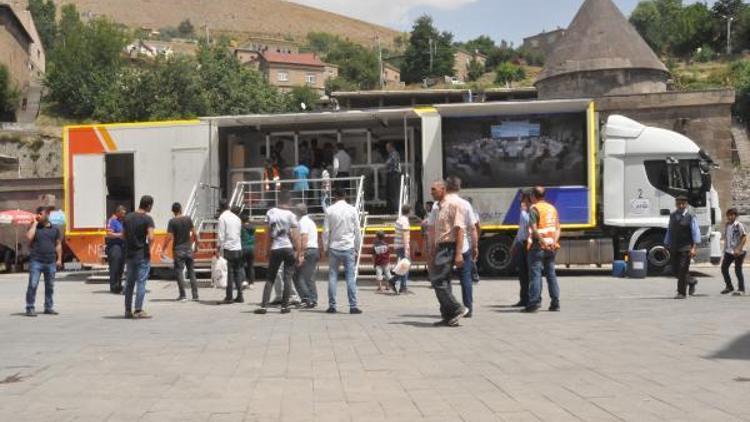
left=721, top=208, right=747, bottom=296
left=373, top=231, right=392, bottom=293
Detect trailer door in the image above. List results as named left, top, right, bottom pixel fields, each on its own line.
left=172, top=147, right=208, bottom=206
left=73, top=154, right=106, bottom=228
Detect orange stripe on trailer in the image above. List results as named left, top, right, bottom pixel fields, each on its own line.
left=95, top=126, right=118, bottom=152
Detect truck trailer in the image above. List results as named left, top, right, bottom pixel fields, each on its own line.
left=62, top=99, right=721, bottom=275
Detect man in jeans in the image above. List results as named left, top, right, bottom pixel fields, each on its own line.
left=255, top=191, right=301, bottom=314
left=523, top=186, right=561, bottom=313
left=445, top=176, right=479, bottom=317
left=217, top=200, right=244, bottom=304
left=428, top=180, right=468, bottom=326
left=162, top=202, right=199, bottom=302
left=294, top=203, right=320, bottom=308
left=123, top=196, right=155, bottom=319
left=323, top=188, right=362, bottom=314
left=25, top=207, right=62, bottom=317
left=105, top=205, right=126, bottom=294
left=721, top=208, right=747, bottom=296
left=511, top=190, right=532, bottom=307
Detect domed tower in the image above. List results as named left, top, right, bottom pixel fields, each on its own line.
left=535, top=0, right=670, bottom=99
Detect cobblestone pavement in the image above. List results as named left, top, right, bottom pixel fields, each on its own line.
left=0, top=267, right=749, bottom=422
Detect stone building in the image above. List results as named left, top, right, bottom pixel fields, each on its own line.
left=535, top=0, right=735, bottom=213
left=257, top=52, right=338, bottom=94
left=382, top=62, right=401, bottom=88
left=521, top=28, right=566, bottom=58
left=0, top=3, right=45, bottom=123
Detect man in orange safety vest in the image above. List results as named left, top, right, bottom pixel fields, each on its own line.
left=522, top=186, right=561, bottom=313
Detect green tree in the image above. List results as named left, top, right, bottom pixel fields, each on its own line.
left=306, top=32, right=379, bottom=89
left=325, top=76, right=358, bottom=95
left=713, top=0, right=748, bottom=54
left=177, top=19, right=195, bottom=38
left=459, top=35, right=495, bottom=56
left=466, top=57, right=485, bottom=82
left=27, top=0, right=57, bottom=51
left=45, top=5, right=130, bottom=118
left=730, top=60, right=750, bottom=124
left=0, top=64, right=18, bottom=120
left=494, top=62, right=525, bottom=87
left=401, top=15, right=456, bottom=84
left=289, top=86, right=321, bottom=112
left=630, top=1, right=668, bottom=53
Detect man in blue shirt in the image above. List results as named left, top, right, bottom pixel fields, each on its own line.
left=106, top=206, right=127, bottom=294
left=511, top=190, right=532, bottom=307
left=293, top=162, right=310, bottom=199
left=664, top=196, right=701, bottom=299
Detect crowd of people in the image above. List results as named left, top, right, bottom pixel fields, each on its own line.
left=19, top=178, right=748, bottom=325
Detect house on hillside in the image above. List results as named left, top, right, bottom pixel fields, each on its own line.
left=382, top=63, right=402, bottom=88
left=246, top=51, right=338, bottom=94
left=453, top=49, right=487, bottom=82
left=246, top=36, right=299, bottom=55
left=125, top=40, right=176, bottom=58
left=0, top=3, right=45, bottom=123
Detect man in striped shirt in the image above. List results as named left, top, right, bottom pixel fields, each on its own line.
left=389, top=205, right=411, bottom=294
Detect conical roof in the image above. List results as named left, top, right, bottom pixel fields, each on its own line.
left=536, top=0, right=668, bottom=82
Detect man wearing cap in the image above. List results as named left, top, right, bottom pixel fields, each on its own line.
left=664, top=195, right=701, bottom=299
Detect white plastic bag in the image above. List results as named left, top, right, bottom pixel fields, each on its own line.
left=212, top=256, right=228, bottom=289
left=392, top=257, right=411, bottom=276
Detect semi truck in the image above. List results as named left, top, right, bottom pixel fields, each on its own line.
left=62, top=99, right=721, bottom=274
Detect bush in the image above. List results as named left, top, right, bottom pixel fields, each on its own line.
left=494, top=62, right=526, bottom=87
left=693, top=45, right=717, bottom=63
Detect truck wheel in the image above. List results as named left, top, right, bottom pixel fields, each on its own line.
left=479, top=236, right=514, bottom=276
left=636, top=233, right=670, bottom=276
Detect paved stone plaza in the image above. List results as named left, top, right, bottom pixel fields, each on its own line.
left=0, top=267, right=748, bottom=422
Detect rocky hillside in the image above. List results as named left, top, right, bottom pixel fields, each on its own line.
left=48, top=0, right=399, bottom=47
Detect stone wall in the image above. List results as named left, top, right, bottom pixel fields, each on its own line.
left=596, top=89, right=735, bottom=215
left=537, top=69, right=668, bottom=99
left=0, top=129, right=62, bottom=179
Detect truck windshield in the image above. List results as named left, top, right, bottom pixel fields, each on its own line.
left=644, top=160, right=709, bottom=207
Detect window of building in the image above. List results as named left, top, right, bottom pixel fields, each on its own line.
left=305, top=73, right=317, bottom=85
left=277, top=71, right=289, bottom=82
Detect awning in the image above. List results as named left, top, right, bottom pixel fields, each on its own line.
left=201, top=107, right=420, bottom=130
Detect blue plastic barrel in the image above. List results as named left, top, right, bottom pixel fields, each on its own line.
left=612, top=260, right=627, bottom=278
left=627, top=250, right=648, bottom=279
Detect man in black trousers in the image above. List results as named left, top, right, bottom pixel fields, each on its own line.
left=664, top=195, right=701, bottom=299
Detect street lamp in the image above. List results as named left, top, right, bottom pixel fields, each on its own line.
left=720, top=14, right=735, bottom=56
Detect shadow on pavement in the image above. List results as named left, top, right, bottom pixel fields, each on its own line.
left=709, top=331, right=750, bottom=361
left=388, top=321, right=440, bottom=328
left=398, top=314, right=435, bottom=319
left=101, top=315, right=131, bottom=320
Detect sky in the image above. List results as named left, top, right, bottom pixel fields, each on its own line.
left=290, top=0, right=716, bottom=45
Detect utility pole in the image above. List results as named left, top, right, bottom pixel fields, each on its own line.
left=377, top=36, right=384, bottom=89
left=428, top=38, right=434, bottom=73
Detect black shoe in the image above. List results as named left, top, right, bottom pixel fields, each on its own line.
left=191, top=297, right=199, bottom=302
left=388, top=278, right=399, bottom=295
left=350, top=307, right=363, bottom=314
left=254, top=308, right=267, bottom=314
left=269, top=299, right=282, bottom=306
left=688, top=283, right=697, bottom=296
left=448, top=307, right=469, bottom=326
left=432, top=319, right=449, bottom=327
left=511, top=301, right=526, bottom=307
left=464, top=310, right=473, bottom=318
left=549, top=303, right=560, bottom=312
left=521, top=305, right=540, bottom=313
left=25, top=309, right=37, bottom=317
left=326, top=307, right=337, bottom=314
left=43, top=309, right=59, bottom=315
left=280, top=307, right=291, bottom=314
left=222, top=297, right=233, bottom=304
left=124, top=311, right=133, bottom=319
left=721, top=287, right=734, bottom=295
left=234, top=296, right=244, bottom=303
left=303, top=302, right=316, bottom=309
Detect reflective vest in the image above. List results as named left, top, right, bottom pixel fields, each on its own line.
left=528, top=201, right=560, bottom=251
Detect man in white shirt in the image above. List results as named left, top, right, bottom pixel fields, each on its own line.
left=445, top=176, right=479, bottom=317
left=255, top=191, right=301, bottom=314
left=333, top=143, right=352, bottom=191
left=323, top=188, right=362, bottom=314
left=294, top=203, right=320, bottom=307
left=216, top=200, right=244, bottom=304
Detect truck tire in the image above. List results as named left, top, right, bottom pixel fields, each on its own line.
left=635, top=233, right=670, bottom=276
left=479, top=236, right=515, bottom=276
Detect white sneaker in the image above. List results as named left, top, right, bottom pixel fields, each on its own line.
left=732, top=290, right=745, bottom=296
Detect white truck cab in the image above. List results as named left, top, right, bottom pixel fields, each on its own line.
left=603, top=115, right=722, bottom=273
